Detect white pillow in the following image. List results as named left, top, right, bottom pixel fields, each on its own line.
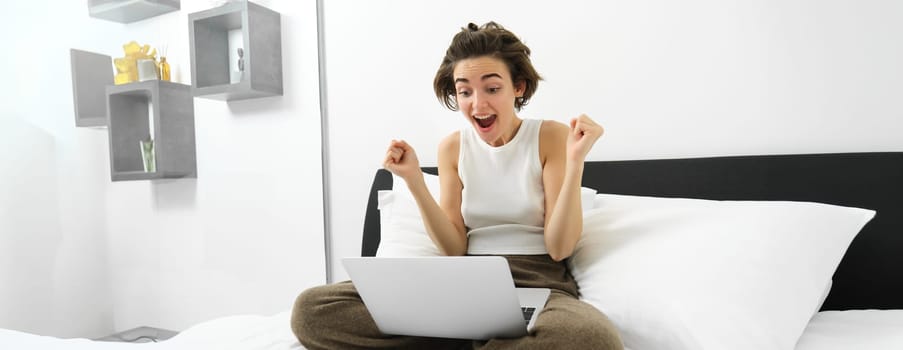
left=581, top=186, right=598, bottom=211
left=569, top=194, right=875, bottom=350
left=376, top=172, right=597, bottom=257
left=376, top=174, right=442, bottom=257
left=814, top=279, right=832, bottom=315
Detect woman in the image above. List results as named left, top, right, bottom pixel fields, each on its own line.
left=292, top=22, right=623, bottom=350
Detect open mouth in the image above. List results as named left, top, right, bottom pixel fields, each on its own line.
left=474, top=115, right=497, bottom=129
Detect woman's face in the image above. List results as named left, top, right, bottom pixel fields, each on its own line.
left=453, top=56, right=524, bottom=147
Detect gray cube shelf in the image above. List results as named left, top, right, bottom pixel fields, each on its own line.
left=189, top=1, right=282, bottom=101
left=71, top=49, right=113, bottom=127
left=106, top=80, right=196, bottom=181
left=88, top=0, right=180, bottom=23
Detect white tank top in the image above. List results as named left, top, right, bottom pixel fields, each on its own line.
left=458, top=118, right=548, bottom=255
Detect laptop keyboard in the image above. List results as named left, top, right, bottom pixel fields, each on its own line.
left=521, top=307, right=536, bottom=326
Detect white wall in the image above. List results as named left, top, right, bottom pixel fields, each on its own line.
left=1, top=1, right=115, bottom=338
left=0, top=121, right=59, bottom=333
left=322, top=0, right=903, bottom=281
left=1, top=0, right=325, bottom=338
left=0, top=119, right=110, bottom=338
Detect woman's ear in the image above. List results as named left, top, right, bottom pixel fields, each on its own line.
left=514, top=80, right=526, bottom=97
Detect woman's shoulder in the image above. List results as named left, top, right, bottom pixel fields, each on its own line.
left=440, top=130, right=461, bottom=148
left=538, top=119, right=569, bottom=138
left=537, top=119, right=568, bottom=160
left=438, top=130, right=461, bottom=160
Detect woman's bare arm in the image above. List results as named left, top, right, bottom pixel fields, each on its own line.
left=539, top=116, right=603, bottom=261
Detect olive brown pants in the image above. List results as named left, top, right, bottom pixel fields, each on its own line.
left=291, top=255, right=623, bottom=350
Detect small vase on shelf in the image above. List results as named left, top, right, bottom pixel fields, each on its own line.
left=159, top=56, right=171, bottom=82
left=140, top=139, right=156, bottom=172
left=230, top=47, right=245, bottom=84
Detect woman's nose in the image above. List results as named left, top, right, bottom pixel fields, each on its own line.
left=472, top=91, right=487, bottom=109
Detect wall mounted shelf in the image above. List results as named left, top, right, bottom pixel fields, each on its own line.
left=106, top=80, right=196, bottom=181
left=188, top=1, right=282, bottom=101
left=71, top=49, right=113, bottom=127
left=88, top=0, right=180, bottom=23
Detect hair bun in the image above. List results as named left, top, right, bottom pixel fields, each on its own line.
left=467, top=23, right=479, bottom=31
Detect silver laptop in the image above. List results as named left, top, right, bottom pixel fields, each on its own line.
left=342, top=256, right=551, bottom=340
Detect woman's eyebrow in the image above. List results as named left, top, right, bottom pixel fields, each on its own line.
left=481, top=73, right=502, bottom=80
left=454, top=73, right=503, bottom=84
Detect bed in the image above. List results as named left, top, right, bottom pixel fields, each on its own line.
left=367, top=152, right=903, bottom=350
left=3, top=152, right=902, bottom=349
left=0, top=311, right=301, bottom=349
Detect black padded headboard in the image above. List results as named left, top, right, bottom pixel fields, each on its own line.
left=361, top=152, right=903, bottom=311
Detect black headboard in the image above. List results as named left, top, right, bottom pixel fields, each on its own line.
left=361, top=152, right=903, bottom=311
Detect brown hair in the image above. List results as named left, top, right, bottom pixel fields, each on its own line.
left=433, top=22, right=542, bottom=111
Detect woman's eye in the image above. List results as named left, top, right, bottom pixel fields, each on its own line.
left=458, top=90, right=471, bottom=97
left=488, top=87, right=500, bottom=93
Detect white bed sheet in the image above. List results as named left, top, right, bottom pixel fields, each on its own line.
left=7, top=309, right=901, bottom=349
left=795, top=309, right=903, bottom=350
left=0, top=311, right=305, bottom=350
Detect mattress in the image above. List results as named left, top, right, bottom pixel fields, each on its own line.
left=0, top=311, right=304, bottom=350
left=795, top=310, right=903, bottom=350
left=4, top=309, right=903, bottom=349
